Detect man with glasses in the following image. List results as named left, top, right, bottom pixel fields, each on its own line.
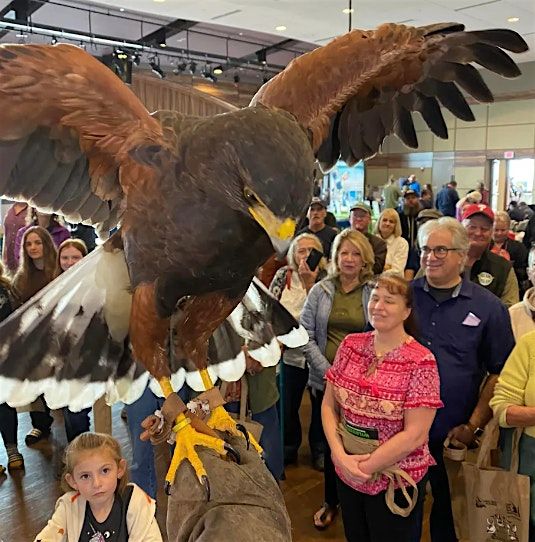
left=411, top=217, right=514, bottom=542
left=462, top=203, right=519, bottom=307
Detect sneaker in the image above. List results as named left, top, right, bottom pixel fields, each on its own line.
left=7, top=451, right=24, bottom=472
left=25, top=428, right=50, bottom=446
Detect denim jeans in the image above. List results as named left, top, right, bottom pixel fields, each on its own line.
left=225, top=402, right=284, bottom=481
left=281, top=364, right=308, bottom=462
left=126, top=383, right=191, bottom=499
left=125, top=385, right=165, bottom=499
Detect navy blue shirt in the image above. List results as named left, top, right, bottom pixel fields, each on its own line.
left=411, top=277, right=514, bottom=444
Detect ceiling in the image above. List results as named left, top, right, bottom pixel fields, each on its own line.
left=85, top=0, right=535, bottom=62
left=0, top=0, right=532, bottom=87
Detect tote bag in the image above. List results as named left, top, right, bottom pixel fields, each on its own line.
left=462, top=417, right=530, bottom=542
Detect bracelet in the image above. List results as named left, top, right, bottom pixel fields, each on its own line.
left=172, top=417, right=191, bottom=434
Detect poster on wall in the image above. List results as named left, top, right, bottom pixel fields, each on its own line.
left=323, top=161, right=365, bottom=221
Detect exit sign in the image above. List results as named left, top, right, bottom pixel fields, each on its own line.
left=504, top=151, right=515, bottom=159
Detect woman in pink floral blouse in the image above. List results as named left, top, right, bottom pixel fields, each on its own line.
left=322, top=273, right=442, bottom=541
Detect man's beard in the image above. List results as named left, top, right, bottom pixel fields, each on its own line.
left=403, top=204, right=420, bottom=217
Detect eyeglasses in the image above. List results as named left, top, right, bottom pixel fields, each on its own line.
left=421, top=246, right=462, bottom=259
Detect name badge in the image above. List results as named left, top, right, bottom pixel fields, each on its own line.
left=343, top=418, right=379, bottom=440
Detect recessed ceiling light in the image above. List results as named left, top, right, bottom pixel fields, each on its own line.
left=342, top=8, right=354, bottom=14
left=160, top=43, right=167, bottom=48
left=275, top=25, right=287, bottom=31
left=507, top=16, right=519, bottom=22
left=119, top=7, right=125, bottom=11
left=153, top=0, right=166, bottom=3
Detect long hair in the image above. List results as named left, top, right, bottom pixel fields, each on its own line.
left=13, top=226, right=57, bottom=301
left=55, top=238, right=88, bottom=277
left=374, top=208, right=402, bottom=238
left=369, top=273, right=419, bottom=338
left=62, top=432, right=129, bottom=494
left=329, top=228, right=375, bottom=283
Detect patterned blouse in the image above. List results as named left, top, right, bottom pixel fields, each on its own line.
left=325, top=331, right=442, bottom=495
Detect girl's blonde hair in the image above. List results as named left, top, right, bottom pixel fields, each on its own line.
left=287, top=233, right=327, bottom=271
left=62, top=432, right=129, bottom=494
left=55, top=238, right=88, bottom=277
left=374, top=208, right=402, bottom=238
left=329, top=229, right=375, bottom=282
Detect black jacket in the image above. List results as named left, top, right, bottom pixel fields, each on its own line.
left=469, top=249, right=512, bottom=300
left=491, top=238, right=528, bottom=294
left=523, top=214, right=535, bottom=250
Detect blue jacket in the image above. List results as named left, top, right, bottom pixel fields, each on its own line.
left=300, top=278, right=371, bottom=391
left=436, top=186, right=459, bottom=217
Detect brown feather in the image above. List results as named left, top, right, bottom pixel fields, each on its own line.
left=253, top=22, right=527, bottom=163
left=0, top=43, right=168, bottom=201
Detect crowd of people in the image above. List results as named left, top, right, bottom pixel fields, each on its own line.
left=2, top=176, right=535, bottom=541
left=260, top=177, right=535, bottom=541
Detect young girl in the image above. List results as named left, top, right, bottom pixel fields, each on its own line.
left=55, top=239, right=87, bottom=278
left=34, top=432, right=163, bottom=541
left=13, top=226, right=58, bottom=445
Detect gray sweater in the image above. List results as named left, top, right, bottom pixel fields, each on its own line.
left=300, top=278, right=371, bottom=392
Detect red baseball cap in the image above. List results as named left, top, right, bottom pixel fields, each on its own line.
left=462, top=203, right=494, bottom=222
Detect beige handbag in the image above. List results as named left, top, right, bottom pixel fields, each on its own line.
left=220, top=378, right=263, bottom=442
left=337, top=420, right=419, bottom=517
left=461, top=418, right=530, bottom=542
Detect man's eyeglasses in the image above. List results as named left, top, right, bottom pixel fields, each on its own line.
left=421, top=246, right=462, bottom=259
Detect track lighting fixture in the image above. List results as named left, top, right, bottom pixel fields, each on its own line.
left=149, top=56, right=165, bottom=79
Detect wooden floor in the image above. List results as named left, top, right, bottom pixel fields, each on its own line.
left=0, top=398, right=431, bottom=541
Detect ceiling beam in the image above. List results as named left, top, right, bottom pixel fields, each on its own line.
left=138, top=18, right=197, bottom=47
left=237, top=38, right=298, bottom=64
left=0, top=0, right=48, bottom=38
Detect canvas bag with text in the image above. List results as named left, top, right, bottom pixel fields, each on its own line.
left=462, top=417, right=530, bottom=542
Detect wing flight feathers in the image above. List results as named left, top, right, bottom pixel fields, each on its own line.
left=252, top=23, right=528, bottom=170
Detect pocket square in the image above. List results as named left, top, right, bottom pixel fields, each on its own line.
left=462, top=312, right=481, bottom=327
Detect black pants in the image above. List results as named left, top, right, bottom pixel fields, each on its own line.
left=0, top=402, right=18, bottom=446
left=63, top=407, right=91, bottom=442
left=337, top=474, right=427, bottom=542
left=310, top=388, right=338, bottom=507
left=410, top=440, right=457, bottom=542
left=282, top=363, right=308, bottom=462
left=30, top=395, right=53, bottom=434
left=309, top=387, right=325, bottom=459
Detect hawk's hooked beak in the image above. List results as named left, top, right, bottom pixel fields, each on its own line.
left=249, top=205, right=296, bottom=257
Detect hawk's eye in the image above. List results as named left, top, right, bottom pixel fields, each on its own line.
left=244, top=188, right=258, bottom=203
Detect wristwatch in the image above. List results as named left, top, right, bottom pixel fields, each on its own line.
left=467, top=422, right=484, bottom=438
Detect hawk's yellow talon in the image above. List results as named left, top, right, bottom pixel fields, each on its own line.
left=208, top=405, right=264, bottom=455
left=165, top=414, right=227, bottom=491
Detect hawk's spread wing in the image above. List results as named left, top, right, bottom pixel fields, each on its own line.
left=252, top=23, right=528, bottom=171
left=0, top=44, right=170, bottom=231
